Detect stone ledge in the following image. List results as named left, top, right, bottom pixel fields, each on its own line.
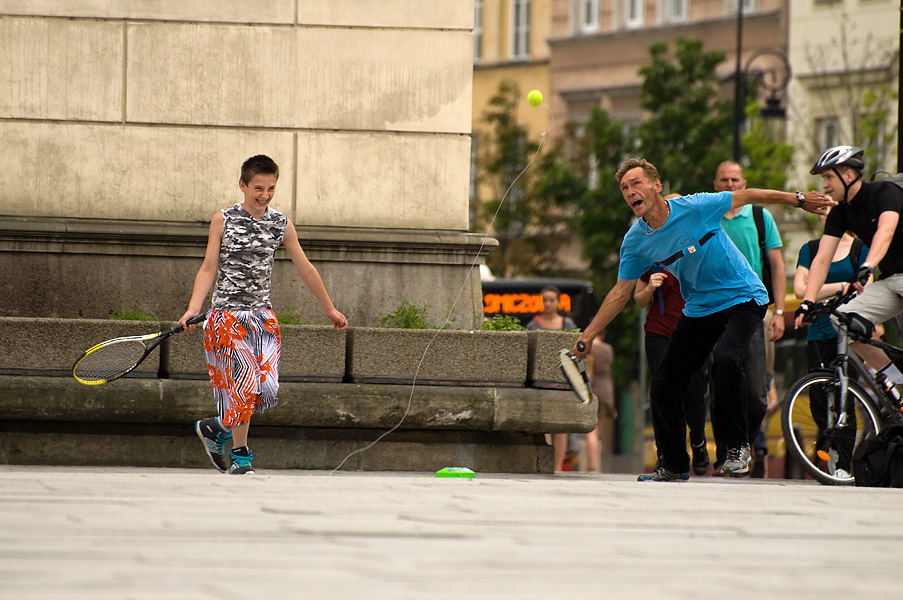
left=0, top=377, right=597, bottom=435
left=0, top=376, right=598, bottom=473
left=0, top=421, right=551, bottom=473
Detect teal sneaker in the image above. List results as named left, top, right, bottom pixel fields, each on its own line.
left=229, top=446, right=255, bottom=475
left=195, top=418, right=232, bottom=472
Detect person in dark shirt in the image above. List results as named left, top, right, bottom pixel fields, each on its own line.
left=796, top=146, right=903, bottom=387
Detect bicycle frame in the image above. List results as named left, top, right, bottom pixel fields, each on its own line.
left=827, top=310, right=903, bottom=428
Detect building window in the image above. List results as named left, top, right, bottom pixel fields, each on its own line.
left=510, top=0, right=531, bottom=60
left=580, top=0, right=599, bottom=33
left=663, top=0, right=688, bottom=23
left=726, top=0, right=757, bottom=15
left=624, top=0, right=644, bottom=29
left=817, top=117, right=840, bottom=152
left=474, top=0, right=483, bottom=63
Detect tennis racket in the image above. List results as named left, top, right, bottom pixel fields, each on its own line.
left=558, top=341, right=593, bottom=405
left=72, top=314, right=207, bottom=385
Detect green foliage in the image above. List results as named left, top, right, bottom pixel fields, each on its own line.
left=638, top=38, right=732, bottom=194
left=275, top=306, right=310, bottom=326
left=860, top=84, right=898, bottom=177
left=379, top=300, right=432, bottom=329
left=481, top=314, right=527, bottom=331
left=742, top=117, right=794, bottom=190
left=475, top=79, right=574, bottom=278
left=535, top=105, right=636, bottom=388
left=108, top=304, right=156, bottom=321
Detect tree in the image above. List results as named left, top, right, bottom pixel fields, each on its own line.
left=474, top=80, right=571, bottom=277
left=637, top=38, right=733, bottom=195
left=535, top=105, right=637, bottom=389
left=798, top=17, right=898, bottom=177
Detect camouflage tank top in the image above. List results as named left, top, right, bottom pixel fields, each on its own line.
left=211, top=203, right=288, bottom=310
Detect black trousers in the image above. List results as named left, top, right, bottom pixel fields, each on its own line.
left=650, top=300, right=767, bottom=473
left=645, top=332, right=708, bottom=451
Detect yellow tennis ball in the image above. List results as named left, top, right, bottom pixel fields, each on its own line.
left=527, top=89, right=543, bottom=107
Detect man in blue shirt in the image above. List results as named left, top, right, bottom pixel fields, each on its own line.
left=574, top=158, right=834, bottom=482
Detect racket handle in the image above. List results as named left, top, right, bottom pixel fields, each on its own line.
left=170, top=313, right=207, bottom=335
left=576, top=341, right=585, bottom=352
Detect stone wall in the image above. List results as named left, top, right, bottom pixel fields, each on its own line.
left=0, top=1, right=489, bottom=327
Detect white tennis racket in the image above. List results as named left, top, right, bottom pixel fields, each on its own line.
left=558, top=341, right=594, bottom=405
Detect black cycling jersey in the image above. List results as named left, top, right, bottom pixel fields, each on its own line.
left=824, top=180, right=903, bottom=277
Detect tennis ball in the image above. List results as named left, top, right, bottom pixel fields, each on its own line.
left=527, top=89, right=543, bottom=107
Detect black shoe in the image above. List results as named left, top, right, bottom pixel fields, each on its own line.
left=751, top=447, right=767, bottom=479
left=195, top=418, right=232, bottom=472
left=691, top=441, right=710, bottom=476
left=229, top=446, right=256, bottom=475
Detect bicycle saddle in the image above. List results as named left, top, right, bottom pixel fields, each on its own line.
left=840, top=311, right=875, bottom=339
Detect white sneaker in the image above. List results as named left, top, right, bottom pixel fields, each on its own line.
left=833, top=468, right=852, bottom=480
left=720, top=444, right=752, bottom=476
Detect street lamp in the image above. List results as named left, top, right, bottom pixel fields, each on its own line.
left=732, top=49, right=792, bottom=161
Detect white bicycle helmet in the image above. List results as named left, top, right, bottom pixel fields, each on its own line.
left=810, top=146, right=864, bottom=174
left=811, top=145, right=864, bottom=202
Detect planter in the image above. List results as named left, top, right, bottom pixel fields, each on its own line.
left=527, top=330, right=580, bottom=389
left=0, top=317, right=164, bottom=378
left=166, top=323, right=346, bottom=382
left=347, top=327, right=527, bottom=386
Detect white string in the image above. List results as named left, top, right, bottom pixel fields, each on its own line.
left=330, top=101, right=555, bottom=474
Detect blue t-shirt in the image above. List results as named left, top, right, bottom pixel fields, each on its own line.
left=618, top=192, right=768, bottom=318
left=797, top=239, right=869, bottom=342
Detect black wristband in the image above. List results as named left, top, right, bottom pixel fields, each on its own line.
left=796, top=192, right=806, bottom=208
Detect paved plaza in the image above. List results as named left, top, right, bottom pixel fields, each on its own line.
left=1, top=465, right=901, bottom=599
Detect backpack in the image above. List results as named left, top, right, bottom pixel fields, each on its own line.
left=852, top=425, right=903, bottom=488
left=806, top=237, right=864, bottom=274
left=869, top=171, right=903, bottom=194
left=752, top=205, right=774, bottom=305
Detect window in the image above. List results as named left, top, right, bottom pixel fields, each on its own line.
left=817, top=117, right=840, bottom=152
left=624, top=0, right=644, bottom=29
left=474, top=0, right=483, bottom=63
left=580, top=0, right=599, bottom=33
left=663, top=0, right=688, bottom=23
left=510, top=0, right=531, bottom=60
left=726, top=0, right=757, bottom=15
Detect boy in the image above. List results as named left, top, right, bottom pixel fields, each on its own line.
left=179, top=155, right=347, bottom=475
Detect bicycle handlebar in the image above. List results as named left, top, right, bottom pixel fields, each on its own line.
left=799, top=285, right=859, bottom=324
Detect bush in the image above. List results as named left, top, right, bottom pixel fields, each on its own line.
left=276, top=306, right=310, bottom=326
left=379, top=300, right=432, bottom=329
left=481, top=314, right=526, bottom=331
left=108, top=304, right=156, bottom=321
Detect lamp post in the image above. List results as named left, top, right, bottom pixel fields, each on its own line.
left=732, top=49, right=792, bottom=162
left=732, top=1, right=744, bottom=162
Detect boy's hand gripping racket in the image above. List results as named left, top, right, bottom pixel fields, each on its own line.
left=72, top=314, right=207, bottom=385
left=558, top=341, right=593, bottom=405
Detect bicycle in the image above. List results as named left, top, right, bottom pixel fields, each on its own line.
left=782, top=285, right=903, bottom=485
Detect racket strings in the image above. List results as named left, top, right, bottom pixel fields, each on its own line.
left=330, top=104, right=555, bottom=474
left=73, top=340, right=149, bottom=383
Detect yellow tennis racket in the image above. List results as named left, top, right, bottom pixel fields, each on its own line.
left=72, top=314, right=206, bottom=385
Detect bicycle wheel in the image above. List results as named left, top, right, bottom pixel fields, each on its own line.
left=782, top=372, right=882, bottom=486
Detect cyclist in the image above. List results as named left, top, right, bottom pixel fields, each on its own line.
left=794, top=216, right=870, bottom=478
left=795, top=146, right=903, bottom=388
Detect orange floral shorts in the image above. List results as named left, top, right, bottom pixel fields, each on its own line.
left=204, top=308, right=281, bottom=427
